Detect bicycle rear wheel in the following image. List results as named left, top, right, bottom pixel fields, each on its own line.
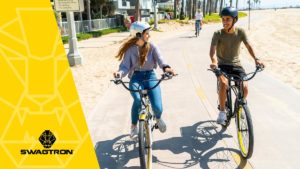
left=138, top=121, right=152, bottom=169
left=235, top=104, right=254, bottom=158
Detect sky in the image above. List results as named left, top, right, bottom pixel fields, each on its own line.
left=237, top=0, right=300, bottom=9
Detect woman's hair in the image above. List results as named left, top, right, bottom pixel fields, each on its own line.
left=116, top=36, right=150, bottom=67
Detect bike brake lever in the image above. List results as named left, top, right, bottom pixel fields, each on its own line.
left=256, top=65, right=265, bottom=71
left=111, top=78, right=121, bottom=84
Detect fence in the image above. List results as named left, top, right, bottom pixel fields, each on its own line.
left=60, top=14, right=165, bottom=36
left=60, top=17, right=123, bottom=36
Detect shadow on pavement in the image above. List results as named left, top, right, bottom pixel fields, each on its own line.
left=94, top=121, right=249, bottom=169
left=94, top=134, right=140, bottom=169
left=153, top=120, right=248, bottom=168
left=179, top=35, right=197, bottom=39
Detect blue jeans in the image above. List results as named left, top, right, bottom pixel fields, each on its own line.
left=129, top=70, right=163, bottom=125
left=195, top=20, right=201, bottom=32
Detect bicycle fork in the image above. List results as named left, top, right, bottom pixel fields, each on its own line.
left=139, top=104, right=153, bottom=169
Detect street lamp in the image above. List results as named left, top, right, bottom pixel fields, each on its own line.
left=67, top=12, right=82, bottom=66
left=153, top=0, right=158, bottom=30
left=248, top=0, right=251, bottom=30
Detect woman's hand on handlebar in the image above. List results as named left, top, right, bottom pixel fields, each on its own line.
left=210, top=62, right=218, bottom=70
left=164, top=67, right=176, bottom=76
left=113, top=71, right=122, bottom=79
left=255, top=59, right=265, bottom=69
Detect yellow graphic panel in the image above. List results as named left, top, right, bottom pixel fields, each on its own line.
left=0, top=1, right=100, bottom=169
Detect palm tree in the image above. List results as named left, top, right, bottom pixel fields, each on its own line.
left=230, top=0, right=233, bottom=7
left=219, top=0, right=223, bottom=13
left=134, top=0, right=140, bottom=21
left=203, top=0, right=206, bottom=17
left=214, top=0, right=219, bottom=12
left=209, top=0, right=213, bottom=15
left=236, top=0, right=238, bottom=8
left=86, top=0, right=92, bottom=31
left=206, top=0, right=211, bottom=15
left=210, top=0, right=214, bottom=14
left=253, top=0, right=260, bottom=8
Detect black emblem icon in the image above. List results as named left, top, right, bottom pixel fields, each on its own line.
left=39, top=130, right=56, bottom=148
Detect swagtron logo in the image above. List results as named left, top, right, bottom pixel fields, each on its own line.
left=20, top=130, right=74, bottom=155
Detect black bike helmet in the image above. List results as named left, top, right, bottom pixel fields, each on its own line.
left=220, top=7, right=238, bottom=22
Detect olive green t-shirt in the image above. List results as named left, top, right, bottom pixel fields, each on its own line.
left=211, top=27, right=249, bottom=66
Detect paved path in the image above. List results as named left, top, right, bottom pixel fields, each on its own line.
left=86, top=11, right=300, bottom=169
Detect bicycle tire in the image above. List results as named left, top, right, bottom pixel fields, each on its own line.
left=236, top=104, right=254, bottom=158
left=138, top=121, right=152, bottom=169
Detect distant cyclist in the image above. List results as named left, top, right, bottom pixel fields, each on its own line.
left=209, top=7, right=265, bottom=125
left=114, top=21, right=175, bottom=137
left=195, top=9, right=203, bottom=36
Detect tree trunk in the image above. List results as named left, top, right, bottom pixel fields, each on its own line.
left=203, top=0, right=206, bottom=17
left=180, top=0, right=184, bottom=19
left=192, top=0, right=196, bottom=18
left=214, top=0, right=218, bottom=12
left=134, top=0, right=140, bottom=21
left=230, top=0, right=233, bottom=7
left=208, top=0, right=212, bottom=15
left=86, top=0, right=92, bottom=31
left=79, top=12, right=83, bottom=21
left=206, top=0, right=209, bottom=15
left=189, top=0, right=193, bottom=19
left=219, top=0, right=223, bottom=13
left=174, top=0, right=177, bottom=19
left=236, top=0, right=238, bottom=8
left=100, top=5, right=103, bottom=19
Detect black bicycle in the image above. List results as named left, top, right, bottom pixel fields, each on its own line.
left=209, top=65, right=264, bottom=158
left=111, top=72, right=175, bottom=169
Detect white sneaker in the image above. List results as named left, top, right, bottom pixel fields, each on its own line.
left=217, top=111, right=227, bottom=125
left=130, top=126, right=138, bottom=138
left=156, top=118, right=167, bottom=133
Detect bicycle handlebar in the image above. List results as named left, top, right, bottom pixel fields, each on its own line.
left=208, top=65, right=264, bottom=81
left=111, top=72, right=177, bottom=93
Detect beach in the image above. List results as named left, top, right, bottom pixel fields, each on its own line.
left=242, top=9, right=300, bottom=90
left=69, top=9, right=300, bottom=115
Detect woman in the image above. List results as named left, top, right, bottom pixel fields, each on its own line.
left=114, top=21, right=175, bottom=137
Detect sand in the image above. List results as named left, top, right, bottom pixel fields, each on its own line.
left=70, top=9, right=300, bottom=115
left=241, top=9, right=300, bottom=90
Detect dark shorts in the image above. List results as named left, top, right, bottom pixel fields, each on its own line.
left=218, top=65, right=246, bottom=79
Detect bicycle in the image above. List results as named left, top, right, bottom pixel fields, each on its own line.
left=111, top=72, right=176, bottom=169
left=195, top=20, right=201, bottom=37
left=208, top=65, right=264, bottom=158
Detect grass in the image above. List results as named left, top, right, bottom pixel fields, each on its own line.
left=62, top=26, right=127, bottom=44
left=203, top=13, right=222, bottom=23
left=238, top=11, right=247, bottom=18
left=203, top=11, right=248, bottom=23
left=148, top=18, right=191, bottom=26
left=175, top=18, right=190, bottom=24
left=148, top=19, right=155, bottom=25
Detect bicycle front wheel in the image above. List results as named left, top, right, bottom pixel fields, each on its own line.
left=138, top=121, right=152, bottom=169
left=236, top=104, right=254, bottom=158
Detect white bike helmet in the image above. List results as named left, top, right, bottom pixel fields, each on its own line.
left=130, top=21, right=151, bottom=38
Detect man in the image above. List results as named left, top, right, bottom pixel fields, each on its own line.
left=209, top=7, right=265, bottom=125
